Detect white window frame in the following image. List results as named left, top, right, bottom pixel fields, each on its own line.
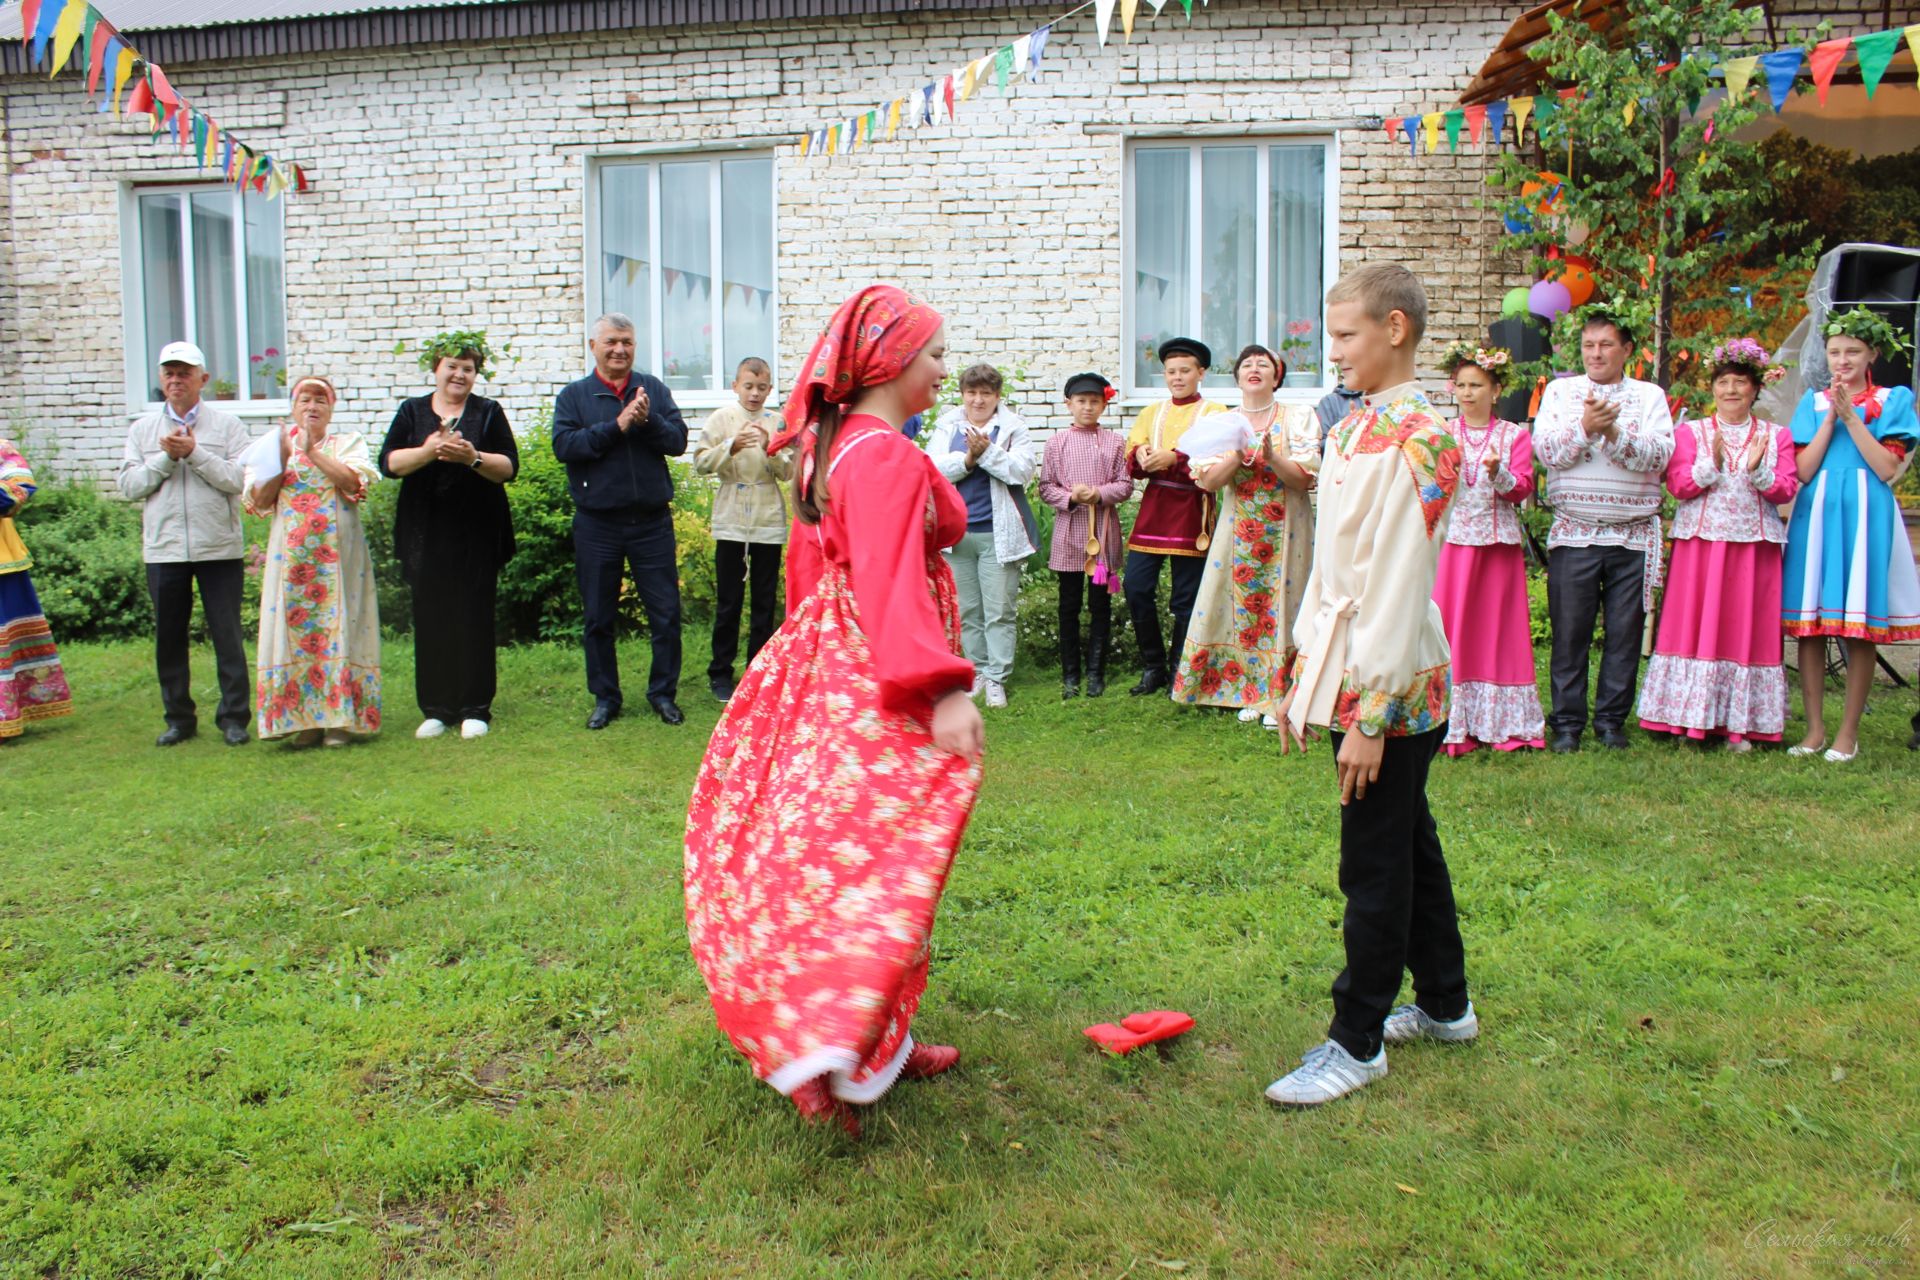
left=1120, top=132, right=1340, bottom=405
left=116, top=181, right=289, bottom=419
left=583, top=149, right=780, bottom=412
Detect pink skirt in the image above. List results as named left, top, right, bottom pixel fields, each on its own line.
left=1638, top=538, right=1787, bottom=743
left=1432, top=541, right=1545, bottom=755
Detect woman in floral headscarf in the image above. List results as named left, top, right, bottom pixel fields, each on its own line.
left=250, top=376, right=382, bottom=748
left=1637, top=338, right=1797, bottom=751
left=684, top=285, right=983, bottom=1136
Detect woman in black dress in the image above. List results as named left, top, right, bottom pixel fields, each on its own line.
left=379, top=332, right=518, bottom=738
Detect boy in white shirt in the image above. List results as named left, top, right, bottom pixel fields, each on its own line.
left=692, top=357, right=791, bottom=703
left=1270, top=264, right=1476, bottom=1107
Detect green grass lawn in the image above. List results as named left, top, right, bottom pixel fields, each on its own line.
left=4, top=638, right=1917, bottom=1279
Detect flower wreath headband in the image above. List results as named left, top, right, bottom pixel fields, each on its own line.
left=1824, top=306, right=1913, bottom=361
left=1442, top=342, right=1513, bottom=382
left=1709, top=337, right=1787, bottom=386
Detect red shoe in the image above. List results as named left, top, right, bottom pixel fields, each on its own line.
left=790, top=1078, right=861, bottom=1137
left=901, top=1043, right=960, bottom=1079
left=1083, top=1010, right=1195, bottom=1056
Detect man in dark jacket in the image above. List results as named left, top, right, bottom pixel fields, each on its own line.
left=553, top=313, right=690, bottom=728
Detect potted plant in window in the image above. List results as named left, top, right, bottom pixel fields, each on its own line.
left=211, top=377, right=239, bottom=400
left=250, top=348, right=286, bottom=398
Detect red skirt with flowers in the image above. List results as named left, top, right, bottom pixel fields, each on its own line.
left=684, top=556, right=980, bottom=1104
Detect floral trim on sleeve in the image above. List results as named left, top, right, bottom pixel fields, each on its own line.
left=1333, top=662, right=1451, bottom=736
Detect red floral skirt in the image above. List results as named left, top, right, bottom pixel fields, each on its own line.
left=684, top=557, right=981, bottom=1104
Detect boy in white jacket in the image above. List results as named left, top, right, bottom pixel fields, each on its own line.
left=1270, top=265, right=1477, bottom=1107
left=692, top=358, right=792, bottom=703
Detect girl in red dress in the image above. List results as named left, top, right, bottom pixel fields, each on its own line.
left=684, top=285, right=986, bottom=1135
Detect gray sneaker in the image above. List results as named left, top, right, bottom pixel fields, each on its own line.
left=1382, top=1001, right=1479, bottom=1045
left=1264, top=1039, right=1387, bottom=1107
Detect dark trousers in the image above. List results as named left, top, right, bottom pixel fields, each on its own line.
left=709, top=539, right=782, bottom=682
left=574, top=508, right=681, bottom=706
left=1327, top=727, right=1468, bottom=1061
left=1123, top=549, right=1205, bottom=674
left=1546, top=544, right=1647, bottom=736
left=146, top=559, right=250, bottom=733
left=412, top=567, right=500, bottom=723
left=1055, top=570, right=1112, bottom=680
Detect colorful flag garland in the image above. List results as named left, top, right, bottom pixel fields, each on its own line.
left=20, top=0, right=307, bottom=197
left=1383, top=20, right=1920, bottom=158
left=799, top=0, right=1208, bottom=158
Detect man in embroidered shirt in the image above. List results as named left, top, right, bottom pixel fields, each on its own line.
left=1122, top=337, right=1225, bottom=696
left=1270, top=263, right=1475, bottom=1108
left=116, top=341, right=254, bottom=748
left=1533, top=309, right=1674, bottom=752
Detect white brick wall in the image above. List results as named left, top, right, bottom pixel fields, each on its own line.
left=2, top=0, right=1900, bottom=480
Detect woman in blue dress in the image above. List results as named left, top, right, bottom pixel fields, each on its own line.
left=1783, top=307, right=1920, bottom=762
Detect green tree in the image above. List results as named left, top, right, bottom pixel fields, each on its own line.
left=1493, top=0, right=1823, bottom=389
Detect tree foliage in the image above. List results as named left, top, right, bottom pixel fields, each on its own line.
left=1492, top=0, right=1824, bottom=392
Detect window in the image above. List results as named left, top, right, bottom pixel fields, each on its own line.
left=123, top=185, right=287, bottom=408
left=1125, top=139, right=1335, bottom=396
left=588, top=153, right=777, bottom=400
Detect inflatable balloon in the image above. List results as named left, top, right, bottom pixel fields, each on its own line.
left=1528, top=278, right=1573, bottom=321
left=1556, top=263, right=1597, bottom=307
left=1564, top=219, right=1592, bottom=247
left=1503, top=205, right=1532, bottom=235
left=1520, top=171, right=1566, bottom=218
left=1501, top=286, right=1532, bottom=318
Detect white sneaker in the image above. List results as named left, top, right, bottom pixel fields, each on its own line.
left=1237, top=707, right=1262, bottom=723
left=1261, top=714, right=1280, bottom=731
left=1264, top=1040, right=1387, bottom=1107
left=984, top=681, right=1008, bottom=709
left=968, top=674, right=983, bottom=699
left=1382, top=1001, right=1479, bottom=1045
left=460, top=719, right=489, bottom=740
left=415, top=718, right=447, bottom=740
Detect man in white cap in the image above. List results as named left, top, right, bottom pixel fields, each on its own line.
left=116, top=341, right=255, bottom=747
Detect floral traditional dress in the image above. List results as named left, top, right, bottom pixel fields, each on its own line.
left=0, top=440, right=73, bottom=737
left=1638, top=415, right=1798, bottom=743
left=255, top=428, right=382, bottom=738
left=1782, top=383, right=1920, bottom=643
left=1431, top=417, right=1545, bottom=755
left=685, top=418, right=980, bottom=1104
left=1174, top=404, right=1319, bottom=711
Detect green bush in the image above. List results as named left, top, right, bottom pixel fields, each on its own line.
left=12, top=482, right=149, bottom=642
left=493, top=409, right=719, bottom=645
left=1011, top=498, right=1154, bottom=672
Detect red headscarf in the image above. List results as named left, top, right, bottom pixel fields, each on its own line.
left=771, top=284, right=942, bottom=454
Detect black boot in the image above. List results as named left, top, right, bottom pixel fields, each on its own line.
left=1086, top=605, right=1110, bottom=698
left=1059, top=596, right=1083, bottom=700
left=1130, top=667, right=1168, bottom=696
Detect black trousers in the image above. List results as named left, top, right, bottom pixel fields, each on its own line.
left=574, top=508, right=681, bottom=706
left=1055, top=570, right=1112, bottom=680
left=1546, top=544, right=1647, bottom=735
left=146, top=559, right=250, bottom=732
left=1123, top=549, right=1205, bottom=674
left=709, top=539, right=782, bottom=682
left=411, top=565, right=500, bottom=723
left=1327, top=727, right=1468, bottom=1062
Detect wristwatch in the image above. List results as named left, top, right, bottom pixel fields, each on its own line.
left=1356, top=720, right=1383, bottom=739
left=468, top=453, right=484, bottom=470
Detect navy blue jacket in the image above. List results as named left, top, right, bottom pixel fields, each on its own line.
left=551, top=371, right=689, bottom=514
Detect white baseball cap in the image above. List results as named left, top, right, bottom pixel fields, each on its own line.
left=157, top=341, right=207, bottom=369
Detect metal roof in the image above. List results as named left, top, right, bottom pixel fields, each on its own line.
left=0, top=0, right=519, bottom=33
left=0, top=0, right=1011, bottom=67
